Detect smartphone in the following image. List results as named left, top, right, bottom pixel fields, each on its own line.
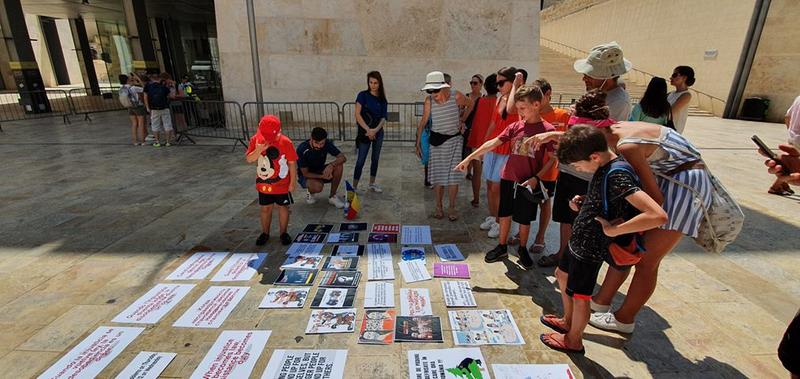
left=752, top=135, right=788, bottom=174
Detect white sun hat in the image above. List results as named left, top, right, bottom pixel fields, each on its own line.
left=573, top=41, right=632, bottom=79
left=420, top=71, right=451, bottom=91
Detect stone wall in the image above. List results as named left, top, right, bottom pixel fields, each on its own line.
left=740, top=0, right=800, bottom=122
left=215, top=0, right=540, bottom=105
left=541, top=0, right=756, bottom=113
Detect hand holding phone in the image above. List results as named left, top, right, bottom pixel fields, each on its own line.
left=752, top=135, right=788, bottom=175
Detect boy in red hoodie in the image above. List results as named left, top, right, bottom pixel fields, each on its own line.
left=245, top=115, right=298, bottom=246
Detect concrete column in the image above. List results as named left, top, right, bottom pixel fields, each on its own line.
left=1, top=0, right=50, bottom=111
left=70, top=17, right=100, bottom=95
left=123, top=0, right=159, bottom=74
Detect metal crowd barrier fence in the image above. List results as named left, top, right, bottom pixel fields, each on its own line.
left=340, top=102, right=423, bottom=142
left=170, top=100, right=248, bottom=150
left=242, top=102, right=341, bottom=142
left=0, top=89, right=72, bottom=130
left=67, top=87, right=126, bottom=121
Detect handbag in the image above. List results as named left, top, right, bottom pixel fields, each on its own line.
left=654, top=140, right=744, bottom=253
left=514, top=178, right=550, bottom=204
left=428, top=130, right=460, bottom=147
left=602, top=161, right=646, bottom=266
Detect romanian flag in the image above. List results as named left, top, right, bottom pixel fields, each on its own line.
left=344, top=181, right=360, bottom=220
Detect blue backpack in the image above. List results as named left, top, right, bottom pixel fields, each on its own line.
left=602, top=160, right=647, bottom=266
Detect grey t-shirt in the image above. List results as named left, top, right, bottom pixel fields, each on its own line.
left=606, top=86, right=631, bottom=121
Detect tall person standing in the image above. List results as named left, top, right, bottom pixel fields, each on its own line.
left=353, top=71, right=388, bottom=193
left=667, top=65, right=695, bottom=133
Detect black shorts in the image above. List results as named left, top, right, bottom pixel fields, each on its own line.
left=553, top=172, right=589, bottom=224
left=780, top=311, right=800, bottom=375
left=258, top=192, right=293, bottom=206
left=557, top=245, right=603, bottom=300
left=498, top=179, right=555, bottom=225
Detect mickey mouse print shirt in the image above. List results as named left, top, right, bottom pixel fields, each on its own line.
left=246, top=134, right=298, bottom=195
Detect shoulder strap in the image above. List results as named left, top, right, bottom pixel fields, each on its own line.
left=602, top=161, right=638, bottom=217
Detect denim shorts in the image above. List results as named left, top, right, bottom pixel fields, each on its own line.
left=481, top=152, right=509, bottom=183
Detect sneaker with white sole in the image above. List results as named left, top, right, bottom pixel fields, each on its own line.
left=368, top=183, right=383, bottom=193
left=305, top=191, right=316, bottom=204
left=488, top=223, right=500, bottom=238
left=479, top=216, right=495, bottom=230
left=590, top=299, right=611, bottom=313
left=328, top=196, right=345, bottom=209
left=589, top=312, right=635, bottom=334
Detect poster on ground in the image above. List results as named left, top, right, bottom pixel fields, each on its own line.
left=448, top=309, right=525, bottom=345
left=406, top=348, right=489, bottom=379
left=37, top=326, right=144, bottom=379
left=367, top=243, right=392, bottom=261
left=305, top=309, right=357, bottom=334
left=114, top=352, right=176, bottom=379
left=399, top=260, right=431, bottom=283
left=441, top=281, right=477, bottom=308
left=400, top=288, right=432, bottom=316
left=261, top=350, right=348, bottom=379
left=112, top=283, right=195, bottom=324
left=364, top=281, right=394, bottom=308
left=189, top=330, right=271, bottom=379
left=259, top=288, right=309, bottom=309
left=165, top=252, right=228, bottom=280
left=401, top=225, right=432, bottom=245
left=434, top=244, right=465, bottom=261
left=211, top=253, right=260, bottom=282
left=358, top=309, right=396, bottom=344
left=285, top=243, right=324, bottom=256
left=173, top=286, right=249, bottom=328
left=492, top=364, right=574, bottom=379
left=368, top=259, right=394, bottom=281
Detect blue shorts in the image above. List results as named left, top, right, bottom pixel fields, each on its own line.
left=420, top=128, right=431, bottom=166
left=481, top=152, right=509, bottom=183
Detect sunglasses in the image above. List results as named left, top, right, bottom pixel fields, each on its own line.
left=426, top=88, right=442, bottom=94
left=470, top=81, right=481, bottom=85
left=496, top=80, right=508, bottom=87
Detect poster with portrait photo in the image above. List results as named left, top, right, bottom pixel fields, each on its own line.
left=394, top=316, right=443, bottom=343
left=310, top=288, right=355, bottom=308
left=331, top=244, right=365, bottom=257
left=322, top=256, right=359, bottom=271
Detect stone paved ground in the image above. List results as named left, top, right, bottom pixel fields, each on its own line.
left=0, top=111, right=797, bottom=378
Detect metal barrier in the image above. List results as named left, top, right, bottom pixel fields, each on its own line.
left=68, top=87, right=126, bottom=120
left=170, top=100, right=248, bottom=149
left=242, top=102, right=341, bottom=142
left=0, top=89, right=72, bottom=129
left=340, top=102, right=423, bottom=142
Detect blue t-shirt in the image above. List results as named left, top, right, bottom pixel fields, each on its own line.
left=296, top=139, right=342, bottom=174
left=356, top=90, right=388, bottom=124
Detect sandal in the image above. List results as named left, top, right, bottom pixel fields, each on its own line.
left=431, top=208, right=444, bottom=219
left=540, top=315, right=569, bottom=334
left=448, top=209, right=459, bottom=222
left=537, top=254, right=560, bottom=267
left=470, top=199, right=479, bottom=208
left=540, top=332, right=585, bottom=354
left=768, top=187, right=793, bottom=196
left=531, top=243, right=546, bottom=255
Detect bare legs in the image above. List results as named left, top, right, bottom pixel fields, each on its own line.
left=534, top=199, right=552, bottom=247
left=260, top=204, right=290, bottom=236
left=469, top=160, right=482, bottom=205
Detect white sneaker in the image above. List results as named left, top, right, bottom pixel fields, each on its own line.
left=590, top=299, right=611, bottom=313
left=589, top=312, right=635, bottom=334
left=305, top=191, right=316, bottom=204
left=145, top=134, right=155, bottom=142
left=479, top=216, right=495, bottom=230
left=488, top=223, right=500, bottom=238
left=328, top=196, right=345, bottom=209
left=369, top=183, right=383, bottom=193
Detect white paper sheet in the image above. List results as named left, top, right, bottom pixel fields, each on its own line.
left=165, top=252, right=228, bottom=280
left=448, top=309, right=525, bottom=345
left=398, top=260, right=431, bottom=283
left=189, top=330, right=271, bottom=379
left=326, top=232, right=358, bottom=243
left=406, top=348, right=489, bottom=379
left=115, top=352, right=176, bottom=379
left=261, top=350, right=348, bottom=379
left=37, top=326, right=144, bottom=379
left=259, top=288, right=310, bottom=308
left=364, top=281, right=395, bottom=308
left=210, top=253, right=259, bottom=281
left=305, top=309, right=357, bottom=334
left=368, top=258, right=395, bottom=281
left=112, top=283, right=195, bottom=324
left=285, top=243, right=324, bottom=256
left=434, top=244, right=465, bottom=261
left=401, top=225, right=433, bottom=244
left=492, top=364, right=574, bottom=379
left=441, top=281, right=477, bottom=308
left=367, top=243, right=392, bottom=261
left=400, top=288, right=432, bottom=316
left=173, top=286, right=249, bottom=328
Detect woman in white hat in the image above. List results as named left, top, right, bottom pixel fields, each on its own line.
left=415, top=71, right=471, bottom=220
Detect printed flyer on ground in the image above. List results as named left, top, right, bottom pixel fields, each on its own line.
left=261, top=350, right=348, bottom=379
left=406, top=348, right=490, bottom=379
left=114, top=352, right=176, bottom=379
left=189, top=330, right=271, bottom=379
left=172, top=286, right=249, bottom=328
left=210, top=253, right=260, bottom=281
left=449, top=309, right=525, bottom=345
left=259, top=288, right=309, bottom=309
left=37, top=326, right=144, bottom=379
left=111, top=283, right=195, bottom=324
left=492, top=363, right=575, bottom=379
left=165, top=252, right=228, bottom=280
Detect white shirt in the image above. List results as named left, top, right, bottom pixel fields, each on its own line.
left=667, top=90, right=690, bottom=133
left=606, top=86, right=631, bottom=122
left=787, top=95, right=800, bottom=147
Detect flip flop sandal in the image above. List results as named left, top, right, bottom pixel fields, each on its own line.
left=540, top=333, right=585, bottom=355
left=448, top=212, right=459, bottom=222
left=531, top=243, right=546, bottom=255
left=470, top=199, right=479, bottom=207
left=431, top=209, right=445, bottom=219
left=768, top=188, right=794, bottom=196
left=540, top=315, right=569, bottom=334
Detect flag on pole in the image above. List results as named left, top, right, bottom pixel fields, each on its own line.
left=344, top=181, right=360, bottom=220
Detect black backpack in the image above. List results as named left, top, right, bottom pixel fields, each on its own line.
left=148, top=81, right=170, bottom=109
